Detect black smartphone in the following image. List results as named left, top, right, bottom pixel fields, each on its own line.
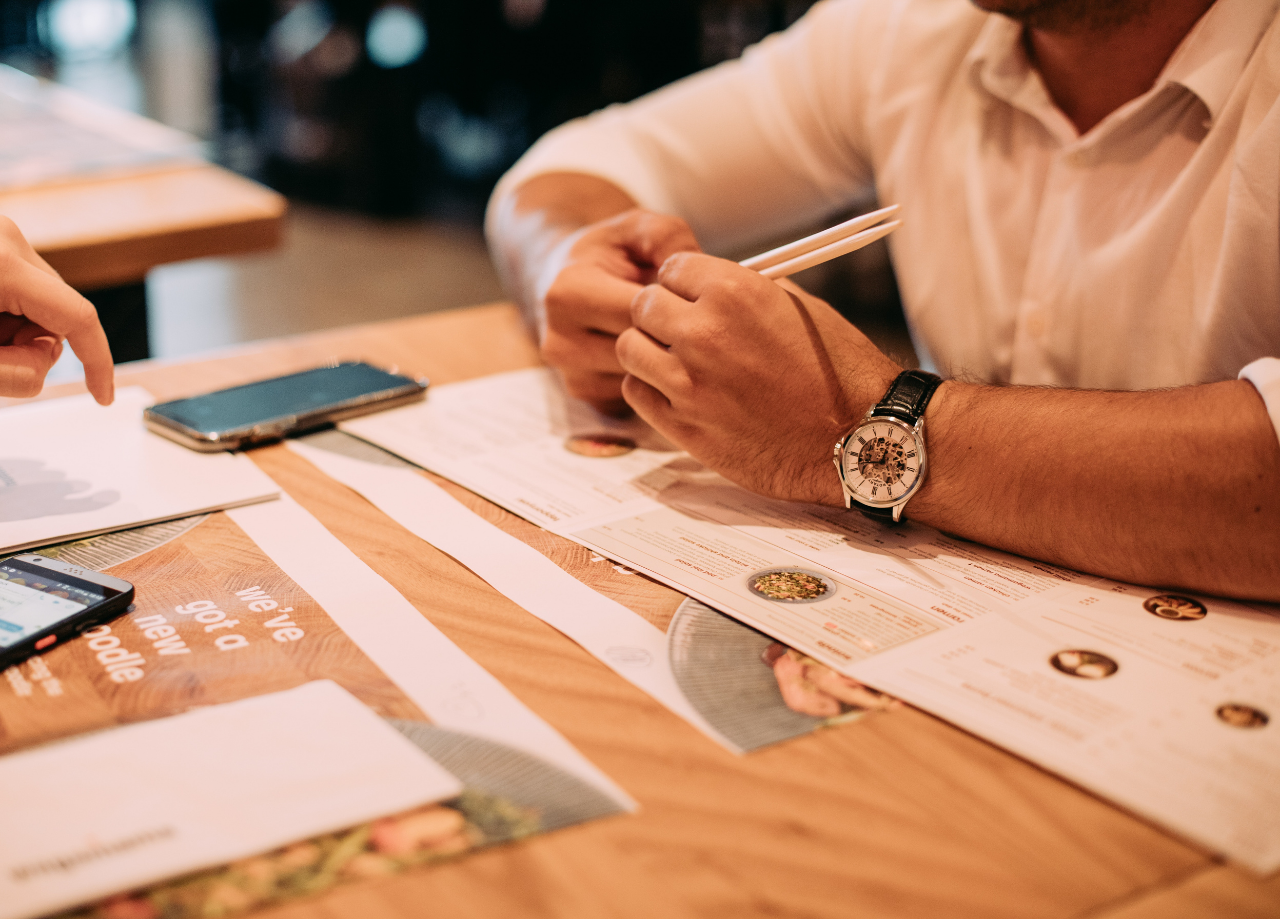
left=0, top=554, right=135, bottom=671
left=143, top=361, right=429, bottom=452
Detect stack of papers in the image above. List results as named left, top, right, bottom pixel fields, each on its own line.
left=341, top=367, right=1280, bottom=873
left=0, top=387, right=630, bottom=918
left=0, top=387, right=279, bottom=553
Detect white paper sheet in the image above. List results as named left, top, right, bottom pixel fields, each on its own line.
left=226, top=494, right=634, bottom=805
left=287, top=440, right=735, bottom=750
left=0, top=680, right=461, bottom=919
left=343, top=367, right=1280, bottom=872
left=0, top=388, right=279, bottom=553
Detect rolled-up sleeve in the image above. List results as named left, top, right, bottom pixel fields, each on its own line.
left=487, top=0, right=885, bottom=255
left=1240, top=357, right=1280, bottom=446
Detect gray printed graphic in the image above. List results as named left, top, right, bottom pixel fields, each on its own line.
left=0, top=458, right=120, bottom=521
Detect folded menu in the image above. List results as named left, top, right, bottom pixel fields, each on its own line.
left=0, top=681, right=462, bottom=919
left=0, top=387, right=279, bottom=553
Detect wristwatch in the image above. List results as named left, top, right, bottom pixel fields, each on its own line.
left=833, top=370, right=943, bottom=523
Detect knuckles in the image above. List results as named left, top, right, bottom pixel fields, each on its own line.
left=562, top=370, right=624, bottom=408
left=0, top=216, right=22, bottom=246
left=538, top=330, right=578, bottom=368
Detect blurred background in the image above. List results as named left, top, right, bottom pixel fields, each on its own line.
left=1, top=0, right=911, bottom=369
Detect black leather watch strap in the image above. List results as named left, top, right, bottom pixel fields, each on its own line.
left=852, top=369, right=943, bottom=524
left=872, top=370, right=943, bottom=425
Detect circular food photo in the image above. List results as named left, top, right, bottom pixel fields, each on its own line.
left=746, top=567, right=835, bottom=603
left=1049, top=649, right=1119, bottom=680
left=564, top=434, right=637, bottom=458
left=1142, top=594, right=1207, bottom=621
left=1215, top=703, right=1269, bottom=729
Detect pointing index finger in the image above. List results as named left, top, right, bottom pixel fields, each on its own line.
left=5, top=257, right=114, bottom=404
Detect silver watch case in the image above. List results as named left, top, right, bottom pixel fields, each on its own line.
left=833, top=413, right=929, bottom=523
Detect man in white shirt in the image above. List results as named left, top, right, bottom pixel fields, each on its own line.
left=485, top=0, right=1280, bottom=600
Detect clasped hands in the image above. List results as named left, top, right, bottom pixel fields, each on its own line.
left=538, top=209, right=901, bottom=506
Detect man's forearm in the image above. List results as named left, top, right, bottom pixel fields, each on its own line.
left=486, top=173, right=637, bottom=322
left=910, top=379, right=1280, bottom=600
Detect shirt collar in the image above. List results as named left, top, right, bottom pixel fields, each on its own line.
left=1162, top=0, right=1279, bottom=125
left=966, top=0, right=1279, bottom=139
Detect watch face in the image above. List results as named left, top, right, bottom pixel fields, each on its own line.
left=841, top=419, right=923, bottom=506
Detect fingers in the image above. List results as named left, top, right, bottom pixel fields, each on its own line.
left=0, top=256, right=113, bottom=404
left=602, top=210, right=700, bottom=271
left=560, top=368, right=628, bottom=415
left=0, top=216, right=61, bottom=279
left=536, top=210, right=701, bottom=408
left=544, top=261, right=641, bottom=336
left=620, top=372, right=670, bottom=427
left=0, top=336, right=57, bottom=399
left=542, top=327, right=622, bottom=376
left=616, top=325, right=689, bottom=401
left=630, top=282, right=693, bottom=348
left=660, top=250, right=767, bottom=301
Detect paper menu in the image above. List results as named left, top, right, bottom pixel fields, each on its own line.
left=341, top=369, right=1095, bottom=670
left=342, top=368, right=676, bottom=530
left=343, top=368, right=1280, bottom=871
left=0, top=493, right=631, bottom=917
left=0, top=681, right=462, bottom=919
left=853, top=582, right=1280, bottom=871
left=0, top=387, right=279, bottom=553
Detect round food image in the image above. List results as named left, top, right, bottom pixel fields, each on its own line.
left=1050, top=649, right=1119, bottom=680
left=1215, top=703, right=1269, bottom=729
left=1142, top=594, right=1207, bottom=621
left=747, top=567, right=834, bottom=603
left=564, top=434, right=637, bottom=457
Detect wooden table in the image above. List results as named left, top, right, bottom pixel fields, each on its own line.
left=39, top=303, right=1280, bottom=919
left=0, top=161, right=286, bottom=363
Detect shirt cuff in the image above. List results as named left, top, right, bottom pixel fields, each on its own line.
left=1239, top=357, right=1280, bottom=444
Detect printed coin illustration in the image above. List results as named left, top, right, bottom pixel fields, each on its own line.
left=1142, top=594, right=1207, bottom=621
left=747, top=567, right=835, bottom=603
left=1215, top=703, right=1269, bottom=729
left=564, top=435, right=637, bottom=458
left=1049, top=649, right=1119, bottom=680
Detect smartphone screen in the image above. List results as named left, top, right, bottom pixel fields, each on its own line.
left=152, top=363, right=420, bottom=435
left=0, top=557, right=125, bottom=649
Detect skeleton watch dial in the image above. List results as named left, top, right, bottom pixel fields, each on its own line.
left=840, top=419, right=923, bottom=506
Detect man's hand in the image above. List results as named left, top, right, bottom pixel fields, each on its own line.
left=0, top=217, right=113, bottom=404
left=617, top=252, right=900, bottom=504
left=536, top=209, right=699, bottom=412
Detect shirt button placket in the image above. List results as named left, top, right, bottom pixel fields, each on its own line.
left=1013, top=147, right=1072, bottom=385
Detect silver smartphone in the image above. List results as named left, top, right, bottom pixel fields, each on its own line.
left=0, top=554, right=135, bottom=671
left=143, top=361, right=428, bottom=452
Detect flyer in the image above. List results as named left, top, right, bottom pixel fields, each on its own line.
left=293, top=433, right=900, bottom=754
left=343, top=368, right=1280, bottom=871
left=0, top=388, right=279, bottom=554
left=0, top=494, right=630, bottom=919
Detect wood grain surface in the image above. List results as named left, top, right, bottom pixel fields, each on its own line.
left=29, top=304, right=1280, bottom=919
left=0, top=163, right=286, bottom=289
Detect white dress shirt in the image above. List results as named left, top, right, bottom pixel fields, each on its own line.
left=489, top=0, right=1280, bottom=438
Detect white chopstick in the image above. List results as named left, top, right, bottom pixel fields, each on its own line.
left=740, top=203, right=900, bottom=279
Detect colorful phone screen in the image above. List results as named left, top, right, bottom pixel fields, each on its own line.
left=0, top=559, right=117, bottom=648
